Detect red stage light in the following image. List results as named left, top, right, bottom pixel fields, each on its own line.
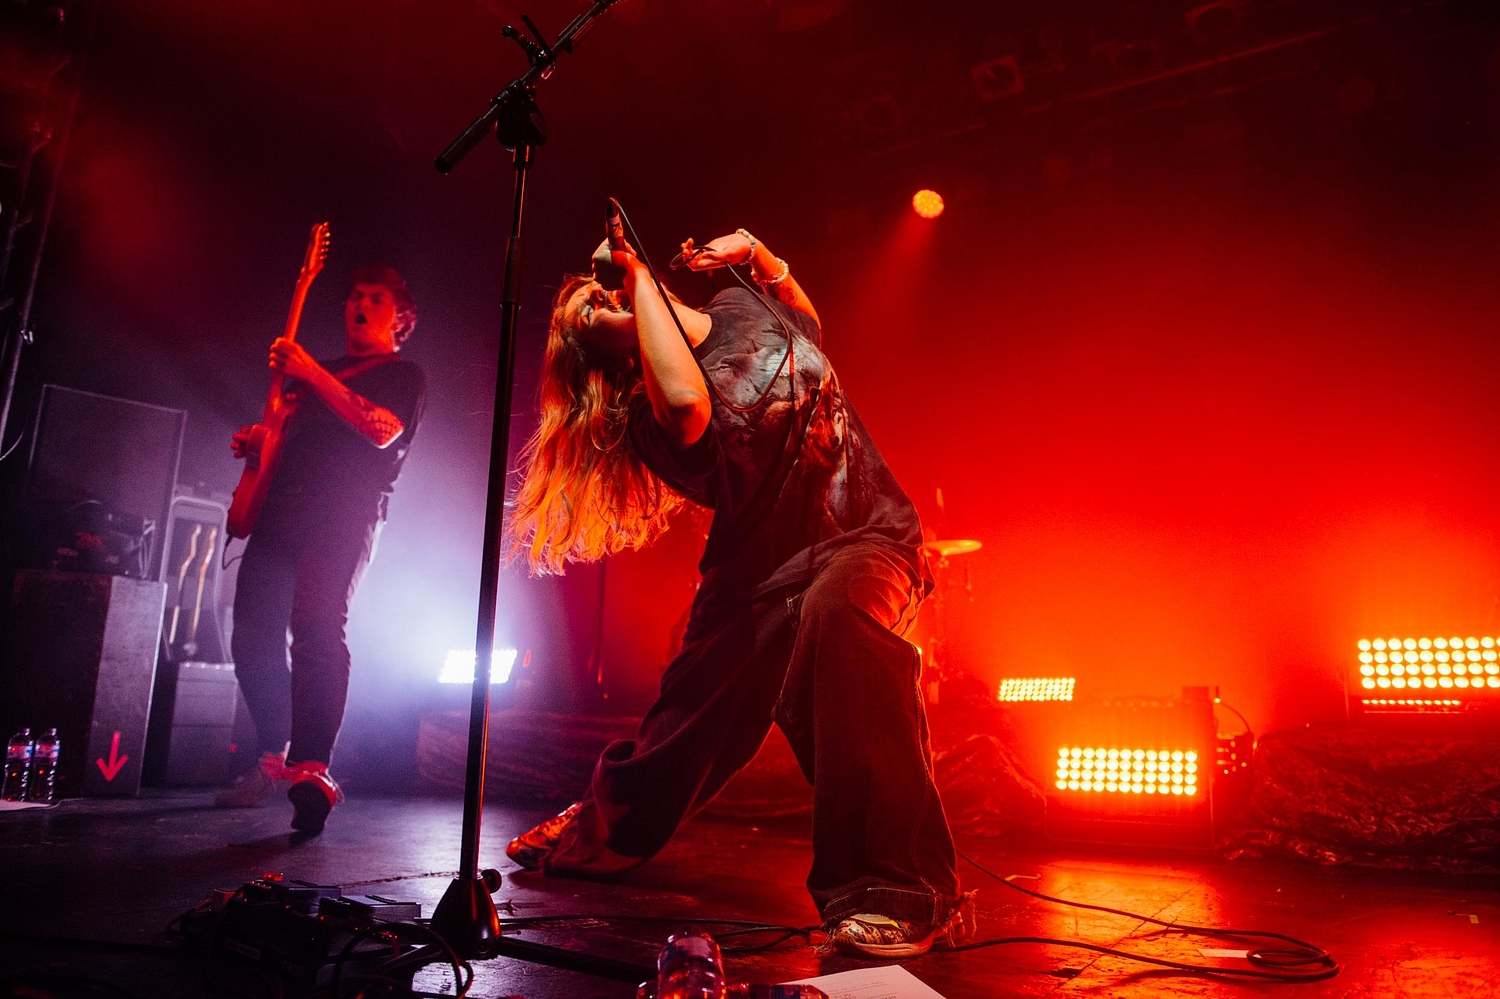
left=1054, top=746, right=1199, bottom=796
left=998, top=676, right=1075, bottom=702
left=1042, top=688, right=1228, bottom=848
left=912, top=189, right=944, bottom=218
left=1355, top=636, right=1500, bottom=714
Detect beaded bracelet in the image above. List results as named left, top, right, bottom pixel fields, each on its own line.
left=735, top=228, right=757, bottom=264
left=760, top=256, right=790, bottom=286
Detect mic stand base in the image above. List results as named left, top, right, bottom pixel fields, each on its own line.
left=430, top=874, right=503, bottom=961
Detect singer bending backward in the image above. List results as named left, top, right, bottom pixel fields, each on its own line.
left=505, top=227, right=974, bottom=959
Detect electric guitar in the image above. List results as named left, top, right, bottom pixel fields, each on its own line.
left=226, top=222, right=331, bottom=539
left=166, top=523, right=201, bottom=646
left=184, top=527, right=217, bottom=656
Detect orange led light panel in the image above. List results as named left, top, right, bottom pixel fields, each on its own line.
left=1054, top=746, right=1199, bottom=796
left=998, top=677, right=1075, bottom=702
left=1356, top=636, right=1500, bottom=694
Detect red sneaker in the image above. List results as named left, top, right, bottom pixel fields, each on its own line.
left=286, top=761, right=343, bottom=834
left=505, top=803, right=582, bottom=870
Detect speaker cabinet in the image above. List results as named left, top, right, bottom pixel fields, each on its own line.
left=0, top=569, right=165, bottom=797
left=145, top=661, right=240, bottom=786
left=25, top=385, right=186, bottom=580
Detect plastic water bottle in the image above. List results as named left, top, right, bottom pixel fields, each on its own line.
left=656, top=927, right=726, bottom=999
left=3, top=728, right=33, bottom=801
left=29, top=728, right=59, bottom=803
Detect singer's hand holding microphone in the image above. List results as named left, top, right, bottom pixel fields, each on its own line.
left=591, top=197, right=639, bottom=291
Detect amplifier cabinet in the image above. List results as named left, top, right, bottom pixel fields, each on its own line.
left=145, top=661, right=240, bottom=785
left=0, top=570, right=165, bottom=797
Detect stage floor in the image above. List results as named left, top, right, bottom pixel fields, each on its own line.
left=1, top=791, right=1495, bottom=998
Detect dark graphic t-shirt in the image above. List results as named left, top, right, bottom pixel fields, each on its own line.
left=627, top=286, right=928, bottom=625
left=272, top=353, right=426, bottom=516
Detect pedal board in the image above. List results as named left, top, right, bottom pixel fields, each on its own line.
left=178, top=874, right=430, bottom=989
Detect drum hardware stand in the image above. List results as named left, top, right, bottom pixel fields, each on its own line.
left=920, top=489, right=982, bottom=704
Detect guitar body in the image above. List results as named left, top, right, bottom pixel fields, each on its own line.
left=225, top=221, right=330, bottom=540
left=226, top=396, right=299, bottom=539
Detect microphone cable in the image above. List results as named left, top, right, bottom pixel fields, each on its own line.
left=950, top=849, right=1340, bottom=983
left=612, top=201, right=795, bottom=417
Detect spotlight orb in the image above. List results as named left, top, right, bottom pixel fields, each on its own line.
left=912, top=189, right=945, bottom=218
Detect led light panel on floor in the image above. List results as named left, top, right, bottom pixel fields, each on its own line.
left=1355, top=636, right=1500, bottom=714
left=1042, top=686, right=1230, bottom=850
left=1054, top=746, right=1198, bottom=795
left=999, top=676, right=1075, bottom=702
left=438, top=647, right=519, bottom=686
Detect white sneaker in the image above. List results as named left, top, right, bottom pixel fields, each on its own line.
left=214, top=752, right=289, bottom=808
left=826, top=894, right=977, bottom=959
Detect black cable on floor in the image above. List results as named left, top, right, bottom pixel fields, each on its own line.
left=943, top=934, right=1337, bottom=981
left=497, top=913, right=816, bottom=954
left=956, top=849, right=1340, bottom=982
left=330, top=921, right=472, bottom=999
left=0, top=933, right=187, bottom=956
left=1, top=973, right=150, bottom=999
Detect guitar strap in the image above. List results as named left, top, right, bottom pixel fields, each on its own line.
left=281, top=353, right=401, bottom=402
left=328, top=353, right=402, bottom=383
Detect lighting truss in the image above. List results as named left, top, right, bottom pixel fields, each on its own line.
left=1356, top=636, right=1500, bottom=713
left=999, top=676, right=1075, bottom=702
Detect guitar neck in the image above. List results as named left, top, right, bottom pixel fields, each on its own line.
left=264, top=275, right=316, bottom=411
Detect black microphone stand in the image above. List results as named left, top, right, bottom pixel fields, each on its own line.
left=428, top=0, right=626, bottom=961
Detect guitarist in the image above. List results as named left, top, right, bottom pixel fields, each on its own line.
left=217, top=264, right=426, bottom=834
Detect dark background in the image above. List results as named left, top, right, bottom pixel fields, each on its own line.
left=10, top=0, right=1500, bottom=739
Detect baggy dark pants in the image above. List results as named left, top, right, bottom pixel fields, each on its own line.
left=230, top=489, right=380, bottom=765
left=546, top=542, right=963, bottom=927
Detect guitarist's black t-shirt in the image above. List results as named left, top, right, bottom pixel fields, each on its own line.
left=271, top=353, right=427, bottom=517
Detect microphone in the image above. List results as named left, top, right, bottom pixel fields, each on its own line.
left=592, top=197, right=628, bottom=290
left=606, top=197, right=625, bottom=252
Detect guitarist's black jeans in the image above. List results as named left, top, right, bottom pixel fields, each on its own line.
left=231, top=488, right=381, bottom=765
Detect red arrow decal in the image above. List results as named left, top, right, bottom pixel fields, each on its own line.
left=96, top=731, right=128, bottom=781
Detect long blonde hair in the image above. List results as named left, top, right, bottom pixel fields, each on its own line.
left=508, top=274, right=688, bottom=574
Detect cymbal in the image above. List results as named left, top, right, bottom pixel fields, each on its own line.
left=923, top=539, right=982, bottom=558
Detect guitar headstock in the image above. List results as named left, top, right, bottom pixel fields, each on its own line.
left=299, top=222, right=331, bottom=282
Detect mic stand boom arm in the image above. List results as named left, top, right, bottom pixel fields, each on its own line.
left=428, top=0, right=625, bottom=963
left=435, top=0, right=621, bottom=173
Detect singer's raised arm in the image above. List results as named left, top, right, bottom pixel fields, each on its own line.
left=746, top=239, right=820, bottom=333
left=680, top=231, right=821, bottom=334
left=623, top=256, right=712, bottom=447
